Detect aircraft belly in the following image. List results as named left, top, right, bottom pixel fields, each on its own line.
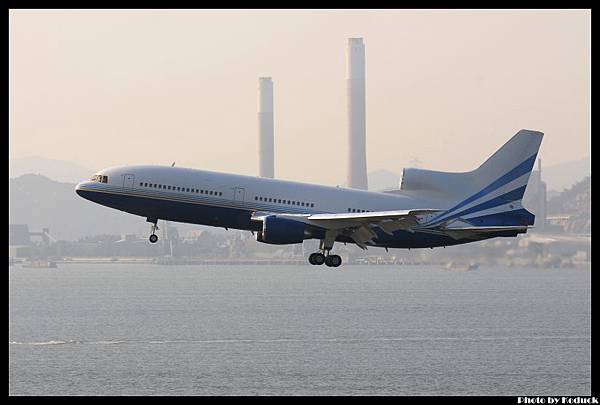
left=80, top=189, right=254, bottom=231
left=79, top=189, right=506, bottom=249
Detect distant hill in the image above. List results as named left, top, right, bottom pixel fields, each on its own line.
left=9, top=174, right=154, bottom=241
left=11, top=155, right=589, bottom=193
left=547, top=176, right=591, bottom=215
left=547, top=176, right=591, bottom=234
left=9, top=156, right=95, bottom=183
left=9, top=174, right=218, bottom=241
left=542, top=157, right=590, bottom=192
left=366, top=157, right=590, bottom=193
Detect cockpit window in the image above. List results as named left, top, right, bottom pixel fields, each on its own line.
left=90, top=175, right=108, bottom=183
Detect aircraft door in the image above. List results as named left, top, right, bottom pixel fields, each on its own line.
left=123, top=174, right=135, bottom=189
left=233, top=187, right=245, bottom=202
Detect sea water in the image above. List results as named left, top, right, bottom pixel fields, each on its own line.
left=9, top=264, right=591, bottom=395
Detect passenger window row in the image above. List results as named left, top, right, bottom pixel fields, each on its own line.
left=348, top=208, right=371, bottom=213
left=254, top=195, right=315, bottom=208
left=140, top=182, right=223, bottom=196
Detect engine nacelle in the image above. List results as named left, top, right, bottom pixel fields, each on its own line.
left=255, top=216, right=309, bottom=245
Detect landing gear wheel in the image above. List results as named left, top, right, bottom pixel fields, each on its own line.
left=149, top=234, right=158, bottom=243
left=324, top=254, right=342, bottom=267
left=309, top=252, right=325, bottom=265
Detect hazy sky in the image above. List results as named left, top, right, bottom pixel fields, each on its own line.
left=9, top=9, right=590, bottom=186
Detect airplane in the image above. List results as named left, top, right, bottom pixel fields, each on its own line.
left=76, top=129, right=543, bottom=267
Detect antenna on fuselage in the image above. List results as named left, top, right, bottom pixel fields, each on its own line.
left=171, top=162, right=175, bottom=167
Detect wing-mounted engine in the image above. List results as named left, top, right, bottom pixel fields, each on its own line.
left=251, top=214, right=312, bottom=245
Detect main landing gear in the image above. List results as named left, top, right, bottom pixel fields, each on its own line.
left=308, top=252, right=326, bottom=265
left=308, top=252, right=342, bottom=267
left=308, top=231, right=342, bottom=267
left=148, top=218, right=159, bottom=243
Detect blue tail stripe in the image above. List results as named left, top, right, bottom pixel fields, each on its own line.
left=429, top=153, right=537, bottom=225
left=433, top=185, right=528, bottom=225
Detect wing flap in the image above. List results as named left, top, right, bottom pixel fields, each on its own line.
left=300, top=209, right=443, bottom=241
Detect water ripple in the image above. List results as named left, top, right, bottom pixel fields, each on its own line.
left=9, top=335, right=590, bottom=346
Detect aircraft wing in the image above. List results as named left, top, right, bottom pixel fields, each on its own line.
left=305, top=209, right=442, bottom=229
left=256, top=208, right=529, bottom=250
left=298, top=209, right=443, bottom=249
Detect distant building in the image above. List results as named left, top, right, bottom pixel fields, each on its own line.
left=9, top=224, right=30, bottom=246
left=346, top=38, right=368, bottom=190
left=523, top=159, right=547, bottom=230
left=9, top=224, right=31, bottom=258
left=547, top=215, right=570, bottom=228
left=258, top=77, right=274, bottom=178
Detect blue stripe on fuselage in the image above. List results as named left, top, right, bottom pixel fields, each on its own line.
left=76, top=187, right=259, bottom=230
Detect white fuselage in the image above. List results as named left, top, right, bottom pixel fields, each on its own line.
left=76, top=165, right=448, bottom=221
left=74, top=130, right=542, bottom=263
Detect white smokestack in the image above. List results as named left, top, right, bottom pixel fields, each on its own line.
left=258, top=77, right=274, bottom=178
left=346, top=38, right=368, bottom=190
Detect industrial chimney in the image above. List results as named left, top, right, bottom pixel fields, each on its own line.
left=258, top=77, right=274, bottom=178
left=346, top=38, right=368, bottom=190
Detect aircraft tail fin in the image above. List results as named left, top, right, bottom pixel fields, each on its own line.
left=403, top=129, right=544, bottom=228
left=471, top=129, right=543, bottom=193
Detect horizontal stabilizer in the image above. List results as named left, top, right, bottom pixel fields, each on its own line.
left=442, top=225, right=530, bottom=240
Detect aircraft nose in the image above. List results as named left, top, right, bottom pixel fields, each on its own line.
left=75, top=181, right=100, bottom=203
left=75, top=181, right=88, bottom=197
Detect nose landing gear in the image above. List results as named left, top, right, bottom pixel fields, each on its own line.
left=148, top=218, right=159, bottom=243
